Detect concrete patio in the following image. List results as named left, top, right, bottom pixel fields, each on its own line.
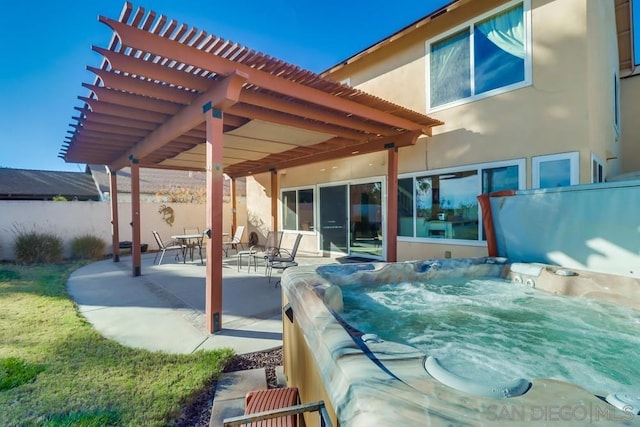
left=67, top=251, right=336, bottom=355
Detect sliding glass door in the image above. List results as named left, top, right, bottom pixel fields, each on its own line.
left=349, top=182, right=383, bottom=258
left=319, top=179, right=384, bottom=259
left=319, top=185, right=348, bottom=253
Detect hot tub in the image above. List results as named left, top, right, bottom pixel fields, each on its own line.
left=281, top=258, right=640, bottom=426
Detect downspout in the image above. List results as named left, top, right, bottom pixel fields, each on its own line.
left=476, top=190, right=516, bottom=257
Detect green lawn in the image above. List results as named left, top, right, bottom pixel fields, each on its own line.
left=0, top=263, right=234, bottom=426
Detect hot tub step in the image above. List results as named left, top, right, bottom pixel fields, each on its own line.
left=210, top=368, right=267, bottom=426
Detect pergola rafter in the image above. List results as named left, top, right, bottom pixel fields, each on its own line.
left=63, top=2, right=441, bottom=177
left=61, top=2, right=444, bottom=333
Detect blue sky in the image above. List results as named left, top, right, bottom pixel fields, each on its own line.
left=635, top=1, right=640, bottom=66
left=0, top=0, right=451, bottom=172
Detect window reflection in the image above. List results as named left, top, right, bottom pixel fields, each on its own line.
left=416, top=171, right=479, bottom=240
left=400, top=162, right=521, bottom=241
left=539, top=159, right=571, bottom=188
left=398, top=178, right=414, bottom=237
left=429, top=2, right=526, bottom=108
left=282, top=188, right=315, bottom=231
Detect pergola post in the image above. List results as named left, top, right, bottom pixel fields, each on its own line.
left=270, top=170, right=278, bottom=232
left=130, top=159, right=142, bottom=276
left=109, top=168, right=120, bottom=262
left=386, top=147, right=399, bottom=262
left=231, top=178, right=237, bottom=235
left=205, top=106, right=225, bottom=333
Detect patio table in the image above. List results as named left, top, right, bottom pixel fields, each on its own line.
left=171, top=233, right=204, bottom=264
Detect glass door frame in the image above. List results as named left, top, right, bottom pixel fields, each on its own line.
left=317, top=176, right=387, bottom=260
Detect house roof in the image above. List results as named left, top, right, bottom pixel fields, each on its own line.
left=0, top=168, right=101, bottom=201
left=88, top=164, right=208, bottom=195
left=321, top=0, right=463, bottom=76
left=324, top=0, right=636, bottom=77
left=60, top=2, right=443, bottom=177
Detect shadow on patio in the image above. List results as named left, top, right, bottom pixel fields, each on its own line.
left=66, top=251, right=336, bottom=355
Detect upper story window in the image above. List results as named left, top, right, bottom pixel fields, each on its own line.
left=427, top=1, right=531, bottom=110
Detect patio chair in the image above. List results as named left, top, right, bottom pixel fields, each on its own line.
left=152, top=230, right=185, bottom=265
left=236, top=231, right=260, bottom=272
left=223, top=225, right=245, bottom=257
left=250, top=231, right=283, bottom=274
left=266, top=233, right=303, bottom=286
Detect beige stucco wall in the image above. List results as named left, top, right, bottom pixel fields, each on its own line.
left=0, top=200, right=238, bottom=261
left=0, top=201, right=111, bottom=260
left=586, top=0, right=621, bottom=177
left=327, top=0, right=619, bottom=183
left=270, top=0, right=620, bottom=261
left=620, top=74, right=640, bottom=174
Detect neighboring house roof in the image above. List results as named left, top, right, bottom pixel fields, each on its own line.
left=88, top=164, right=207, bottom=195
left=0, top=168, right=101, bottom=201
left=87, top=165, right=241, bottom=198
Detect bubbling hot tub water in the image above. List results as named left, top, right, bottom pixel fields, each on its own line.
left=281, top=258, right=640, bottom=425
left=339, top=277, right=640, bottom=397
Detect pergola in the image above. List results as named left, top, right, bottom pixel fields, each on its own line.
left=61, top=2, right=443, bottom=333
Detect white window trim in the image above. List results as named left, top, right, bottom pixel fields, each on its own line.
left=425, top=0, right=532, bottom=113
left=398, top=158, right=525, bottom=245
left=531, top=152, right=579, bottom=189
left=280, top=186, right=316, bottom=234
left=591, top=153, right=604, bottom=183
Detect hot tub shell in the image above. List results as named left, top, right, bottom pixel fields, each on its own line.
left=281, top=257, right=639, bottom=426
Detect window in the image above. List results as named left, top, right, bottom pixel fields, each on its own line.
left=282, top=188, right=315, bottom=231
left=399, top=160, right=524, bottom=242
left=532, top=152, right=579, bottom=189
left=398, top=178, right=415, bottom=237
left=428, top=1, right=530, bottom=110
left=416, top=171, right=480, bottom=240
left=591, top=153, right=604, bottom=183
left=482, top=165, right=520, bottom=193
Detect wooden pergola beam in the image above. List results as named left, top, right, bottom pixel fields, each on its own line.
left=225, top=104, right=367, bottom=141
left=93, top=50, right=396, bottom=136
left=101, top=16, right=430, bottom=133
left=226, top=131, right=422, bottom=177
left=109, top=71, right=248, bottom=170
left=78, top=97, right=170, bottom=123
left=89, top=66, right=196, bottom=104
left=83, top=84, right=182, bottom=115
left=95, top=46, right=208, bottom=90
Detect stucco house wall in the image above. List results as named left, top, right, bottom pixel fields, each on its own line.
left=330, top=0, right=616, bottom=182
left=271, top=0, right=621, bottom=261
left=620, top=74, right=640, bottom=174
